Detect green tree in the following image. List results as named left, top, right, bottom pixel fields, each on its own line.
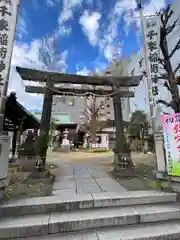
left=128, top=110, right=149, bottom=141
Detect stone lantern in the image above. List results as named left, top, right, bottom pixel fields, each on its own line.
left=61, top=129, right=70, bottom=152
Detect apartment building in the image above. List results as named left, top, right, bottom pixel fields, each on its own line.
left=52, top=95, right=85, bottom=123
left=83, top=93, right=114, bottom=123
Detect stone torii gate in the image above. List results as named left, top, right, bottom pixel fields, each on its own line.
left=16, top=66, right=141, bottom=176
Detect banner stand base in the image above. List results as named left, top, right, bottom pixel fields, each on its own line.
left=155, top=171, right=180, bottom=193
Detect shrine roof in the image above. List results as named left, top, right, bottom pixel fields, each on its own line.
left=4, top=94, right=40, bottom=131
left=52, top=112, right=75, bottom=125
left=33, top=112, right=75, bottom=125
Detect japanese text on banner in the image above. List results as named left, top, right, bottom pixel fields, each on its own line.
left=0, top=0, right=17, bottom=99
left=145, top=16, right=161, bottom=102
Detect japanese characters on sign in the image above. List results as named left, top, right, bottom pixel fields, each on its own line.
left=162, top=113, right=180, bottom=176
left=0, top=0, right=17, bottom=100
left=145, top=16, right=161, bottom=100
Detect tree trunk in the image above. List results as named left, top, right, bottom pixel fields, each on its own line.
left=113, top=86, right=134, bottom=176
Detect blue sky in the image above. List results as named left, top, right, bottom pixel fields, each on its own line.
left=8, top=0, right=175, bottom=110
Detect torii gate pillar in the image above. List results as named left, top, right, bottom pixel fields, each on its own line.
left=113, top=85, right=134, bottom=177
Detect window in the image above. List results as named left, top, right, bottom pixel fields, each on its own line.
left=106, top=104, right=110, bottom=108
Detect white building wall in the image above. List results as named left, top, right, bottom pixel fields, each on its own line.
left=84, top=95, right=114, bottom=123
left=52, top=96, right=86, bottom=123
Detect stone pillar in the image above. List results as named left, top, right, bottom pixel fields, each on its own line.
left=113, top=89, right=134, bottom=177
left=52, top=130, right=58, bottom=151
left=62, top=129, right=69, bottom=145
left=101, top=133, right=109, bottom=149
left=154, top=132, right=166, bottom=178
left=0, top=135, right=10, bottom=201
left=39, top=77, right=53, bottom=165
left=12, top=129, right=17, bottom=157
left=9, top=128, right=18, bottom=163
left=143, top=137, right=149, bottom=153
left=83, top=133, right=88, bottom=148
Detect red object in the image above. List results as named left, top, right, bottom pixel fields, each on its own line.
left=174, top=124, right=180, bottom=134
left=175, top=135, right=180, bottom=142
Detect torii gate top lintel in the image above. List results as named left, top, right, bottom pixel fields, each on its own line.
left=16, top=66, right=141, bottom=87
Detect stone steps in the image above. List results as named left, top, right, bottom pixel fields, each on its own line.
left=0, top=190, right=178, bottom=239
left=1, top=203, right=180, bottom=238
left=18, top=221, right=180, bottom=240
left=0, top=191, right=176, bottom=217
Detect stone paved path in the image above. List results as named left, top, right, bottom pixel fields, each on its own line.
left=49, top=154, right=126, bottom=195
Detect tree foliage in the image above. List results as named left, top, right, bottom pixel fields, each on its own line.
left=128, top=110, right=149, bottom=139
left=83, top=72, right=105, bottom=142
left=157, top=4, right=180, bottom=112
left=85, top=94, right=105, bottom=143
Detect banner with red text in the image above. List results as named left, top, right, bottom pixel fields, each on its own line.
left=162, top=113, right=180, bottom=176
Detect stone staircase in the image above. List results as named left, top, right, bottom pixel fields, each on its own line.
left=0, top=190, right=180, bottom=239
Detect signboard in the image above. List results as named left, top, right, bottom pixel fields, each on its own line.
left=0, top=0, right=19, bottom=106
left=162, top=113, right=180, bottom=176
left=145, top=15, right=161, bottom=104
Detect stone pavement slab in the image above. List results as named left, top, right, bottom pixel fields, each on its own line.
left=75, top=178, right=96, bottom=183
left=53, top=180, right=75, bottom=191
left=52, top=189, right=76, bottom=196
left=53, top=163, right=126, bottom=195
left=95, top=178, right=126, bottom=192
left=89, top=170, right=110, bottom=179
left=74, top=170, right=92, bottom=179
left=77, top=182, right=102, bottom=194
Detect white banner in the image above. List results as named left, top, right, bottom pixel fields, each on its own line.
left=0, top=0, right=19, bottom=104
left=144, top=15, right=161, bottom=103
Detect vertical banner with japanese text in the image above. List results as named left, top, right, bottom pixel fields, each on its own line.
left=162, top=113, right=180, bottom=176
left=144, top=15, right=161, bottom=106
left=0, top=0, right=19, bottom=106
